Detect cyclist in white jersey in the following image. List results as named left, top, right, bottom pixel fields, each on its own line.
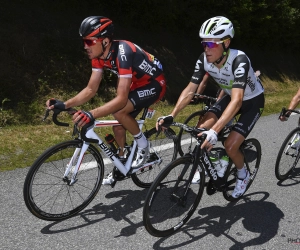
left=157, top=16, right=264, bottom=198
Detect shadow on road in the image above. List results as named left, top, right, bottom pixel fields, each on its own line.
left=276, top=168, right=300, bottom=187
left=40, top=190, right=284, bottom=250
left=152, top=191, right=284, bottom=250
left=40, top=188, right=148, bottom=235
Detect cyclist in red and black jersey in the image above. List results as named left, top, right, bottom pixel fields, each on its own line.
left=47, top=16, right=166, bottom=185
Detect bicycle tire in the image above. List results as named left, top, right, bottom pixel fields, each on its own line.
left=275, top=127, right=300, bottom=180
left=143, top=155, right=205, bottom=237
left=223, top=138, right=261, bottom=201
left=131, top=127, right=177, bottom=188
left=177, top=110, right=206, bottom=157
left=23, top=140, right=104, bottom=221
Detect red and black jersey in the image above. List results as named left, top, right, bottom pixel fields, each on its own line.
left=91, top=40, right=164, bottom=90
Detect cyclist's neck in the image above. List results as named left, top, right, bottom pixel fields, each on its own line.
left=99, top=42, right=113, bottom=60
left=213, top=49, right=230, bottom=69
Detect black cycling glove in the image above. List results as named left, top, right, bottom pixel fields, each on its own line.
left=157, top=115, right=173, bottom=127
left=49, top=98, right=66, bottom=110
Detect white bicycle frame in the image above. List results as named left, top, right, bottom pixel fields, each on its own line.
left=63, top=110, right=161, bottom=185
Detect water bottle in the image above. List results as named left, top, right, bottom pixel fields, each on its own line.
left=209, top=148, right=229, bottom=177
left=105, top=134, right=119, bottom=154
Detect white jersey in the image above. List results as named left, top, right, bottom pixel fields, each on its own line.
left=191, top=49, right=264, bottom=100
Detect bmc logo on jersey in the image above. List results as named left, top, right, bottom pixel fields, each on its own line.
left=119, top=44, right=127, bottom=61
left=138, top=88, right=156, bottom=98
left=234, top=63, right=246, bottom=78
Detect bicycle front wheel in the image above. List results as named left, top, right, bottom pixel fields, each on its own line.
left=131, top=127, right=177, bottom=188
left=177, top=110, right=206, bottom=157
left=223, top=138, right=261, bottom=201
left=23, top=140, right=104, bottom=221
left=275, top=127, right=300, bottom=180
left=143, top=156, right=205, bottom=237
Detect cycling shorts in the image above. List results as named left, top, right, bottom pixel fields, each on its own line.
left=208, top=93, right=265, bottom=138
left=129, top=75, right=166, bottom=118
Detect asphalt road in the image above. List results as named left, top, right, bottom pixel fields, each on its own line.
left=0, top=112, right=299, bottom=250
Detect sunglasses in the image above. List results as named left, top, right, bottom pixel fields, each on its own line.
left=201, top=39, right=229, bottom=49
left=83, top=38, right=103, bottom=47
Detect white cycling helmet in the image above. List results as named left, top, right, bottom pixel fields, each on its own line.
left=199, top=16, right=234, bottom=39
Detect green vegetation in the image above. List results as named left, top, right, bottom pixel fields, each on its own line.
left=1, top=74, right=299, bottom=172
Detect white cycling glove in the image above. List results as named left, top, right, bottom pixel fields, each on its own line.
left=203, top=129, right=218, bottom=146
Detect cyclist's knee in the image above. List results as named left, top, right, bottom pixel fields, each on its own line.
left=224, top=134, right=244, bottom=157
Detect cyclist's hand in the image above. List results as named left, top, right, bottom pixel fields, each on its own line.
left=156, top=115, right=173, bottom=130
left=279, top=115, right=289, bottom=122
left=279, top=108, right=290, bottom=122
left=46, top=98, right=66, bottom=110
left=73, top=110, right=95, bottom=127
left=199, top=129, right=218, bottom=150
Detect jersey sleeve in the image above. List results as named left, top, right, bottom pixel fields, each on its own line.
left=91, top=58, right=104, bottom=72
left=115, top=41, right=135, bottom=78
left=190, top=53, right=206, bottom=84
left=231, top=54, right=250, bottom=90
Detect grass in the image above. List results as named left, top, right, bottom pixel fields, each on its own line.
left=0, top=75, right=299, bottom=172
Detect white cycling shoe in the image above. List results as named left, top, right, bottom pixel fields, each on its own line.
left=132, top=142, right=150, bottom=169
left=232, top=171, right=250, bottom=198
left=102, top=172, right=115, bottom=185
left=191, top=171, right=201, bottom=184
left=191, top=169, right=208, bottom=184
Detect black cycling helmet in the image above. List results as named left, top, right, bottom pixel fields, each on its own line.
left=79, top=16, right=114, bottom=38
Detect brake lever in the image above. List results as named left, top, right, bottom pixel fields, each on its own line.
left=156, top=125, right=162, bottom=138
left=42, top=109, right=51, bottom=122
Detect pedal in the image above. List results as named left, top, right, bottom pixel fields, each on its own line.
left=110, top=180, right=117, bottom=188
left=206, top=179, right=217, bottom=195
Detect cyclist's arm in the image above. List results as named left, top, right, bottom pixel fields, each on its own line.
left=195, top=72, right=209, bottom=95
left=171, top=54, right=206, bottom=117
left=280, top=88, right=300, bottom=121
left=90, top=77, right=131, bottom=118
left=170, top=82, right=199, bottom=118
left=216, top=89, right=226, bottom=101
left=64, top=70, right=103, bottom=109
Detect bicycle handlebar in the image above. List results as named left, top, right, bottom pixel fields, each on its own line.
left=191, top=94, right=217, bottom=106
left=80, top=123, right=99, bottom=143
left=279, top=107, right=300, bottom=118
left=194, top=94, right=217, bottom=102
left=43, top=108, right=99, bottom=143
left=169, top=122, right=207, bottom=141
left=43, top=108, right=77, bottom=127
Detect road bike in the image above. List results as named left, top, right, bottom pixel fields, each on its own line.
left=275, top=107, right=300, bottom=180
left=23, top=107, right=177, bottom=221
left=143, top=121, right=261, bottom=237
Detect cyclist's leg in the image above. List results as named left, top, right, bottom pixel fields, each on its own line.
left=111, top=79, right=166, bottom=169
left=102, top=102, right=137, bottom=185
left=228, top=93, right=264, bottom=198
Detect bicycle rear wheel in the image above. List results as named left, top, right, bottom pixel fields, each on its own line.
left=275, top=127, right=300, bottom=180
left=23, top=140, right=104, bottom=221
left=131, top=127, right=177, bottom=188
left=223, top=138, right=261, bottom=201
left=143, top=156, right=205, bottom=237
left=177, top=110, right=206, bottom=157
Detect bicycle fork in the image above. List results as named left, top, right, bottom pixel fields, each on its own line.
left=170, top=145, right=202, bottom=206
left=63, top=142, right=90, bottom=185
